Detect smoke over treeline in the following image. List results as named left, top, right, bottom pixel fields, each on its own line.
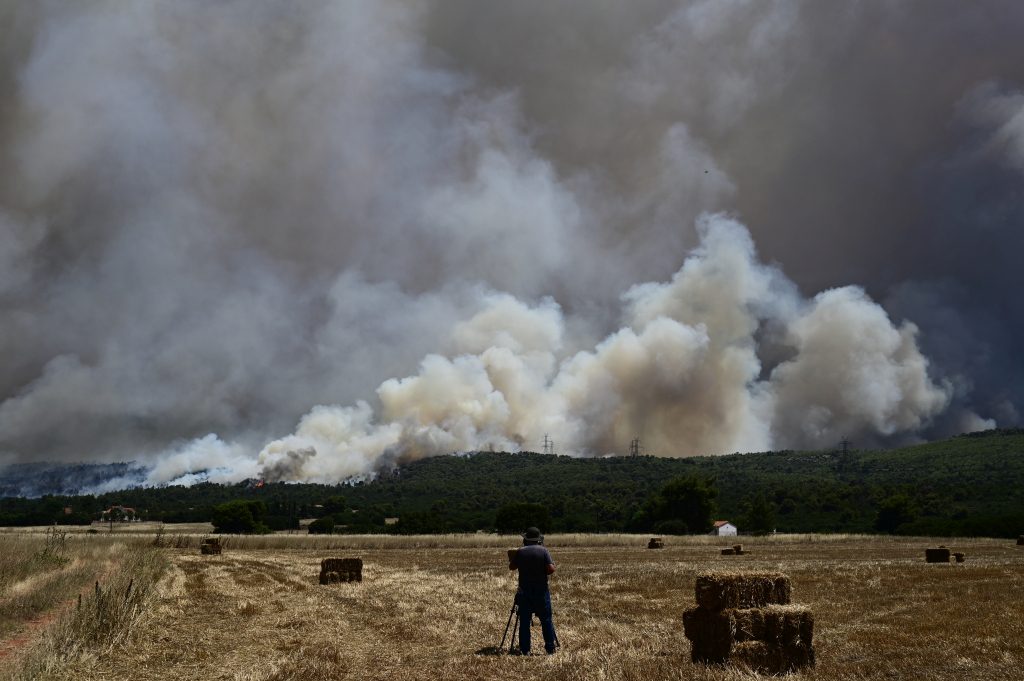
left=1, top=1, right=1022, bottom=486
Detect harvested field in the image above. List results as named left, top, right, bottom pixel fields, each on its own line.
left=1, top=532, right=1022, bottom=680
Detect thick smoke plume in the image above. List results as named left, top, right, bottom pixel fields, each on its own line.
left=1, top=1, right=1022, bottom=486
left=251, top=215, right=949, bottom=483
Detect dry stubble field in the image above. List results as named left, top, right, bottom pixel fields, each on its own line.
left=4, top=533, right=1024, bottom=680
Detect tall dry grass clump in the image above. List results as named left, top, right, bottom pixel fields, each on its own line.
left=0, top=537, right=166, bottom=681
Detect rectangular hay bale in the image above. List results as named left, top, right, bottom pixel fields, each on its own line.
left=721, top=548, right=736, bottom=555
left=682, top=606, right=735, bottom=664
left=925, top=547, right=951, bottom=563
left=199, top=538, right=222, bottom=555
left=319, top=557, right=363, bottom=583
left=733, top=605, right=813, bottom=647
left=695, top=571, right=792, bottom=610
left=731, top=641, right=815, bottom=674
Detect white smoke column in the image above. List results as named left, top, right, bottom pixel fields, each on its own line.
left=237, top=214, right=952, bottom=484
left=768, top=287, right=951, bottom=447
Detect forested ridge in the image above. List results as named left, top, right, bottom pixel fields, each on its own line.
left=2, top=429, right=1022, bottom=537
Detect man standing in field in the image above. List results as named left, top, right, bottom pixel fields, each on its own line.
left=508, top=526, right=558, bottom=655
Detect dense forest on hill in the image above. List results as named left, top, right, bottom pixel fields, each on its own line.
left=1, top=430, right=1022, bottom=537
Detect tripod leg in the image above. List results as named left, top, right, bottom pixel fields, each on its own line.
left=499, top=603, right=516, bottom=649
left=510, top=604, right=520, bottom=653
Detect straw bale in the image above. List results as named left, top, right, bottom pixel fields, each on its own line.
left=199, top=538, right=222, bottom=555
left=695, top=571, right=792, bottom=610
left=682, top=606, right=735, bottom=664
left=199, top=537, right=222, bottom=555
left=953, top=552, right=965, bottom=563
left=648, top=538, right=664, bottom=549
left=733, top=607, right=764, bottom=642
left=925, top=547, right=951, bottom=563
left=733, top=544, right=743, bottom=555
left=721, top=548, right=735, bottom=555
left=733, top=605, right=813, bottom=646
left=319, top=557, right=363, bottom=583
left=731, top=641, right=815, bottom=674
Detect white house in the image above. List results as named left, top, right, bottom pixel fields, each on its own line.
left=710, top=520, right=737, bottom=536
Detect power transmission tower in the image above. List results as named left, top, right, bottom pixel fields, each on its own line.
left=840, top=437, right=851, bottom=456
left=542, top=434, right=555, bottom=455
left=629, top=437, right=641, bottom=458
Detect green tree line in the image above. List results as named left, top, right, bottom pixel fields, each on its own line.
left=3, top=430, right=1023, bottom=537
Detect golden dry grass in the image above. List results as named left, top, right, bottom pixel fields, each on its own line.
left=4, top=533, right=1020, bottom=680
left=0, top=532, right=132, bottom=641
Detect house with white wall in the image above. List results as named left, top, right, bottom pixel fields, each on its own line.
left=710, top=520, right=737, bottom=536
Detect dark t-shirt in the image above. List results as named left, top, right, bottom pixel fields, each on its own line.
left=514, top=544, right=554, bottom=590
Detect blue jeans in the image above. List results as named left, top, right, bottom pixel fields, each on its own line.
left=517, top=586, right=557, bottom=654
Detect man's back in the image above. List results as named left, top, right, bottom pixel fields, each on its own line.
left=515, top=544, right=553, bottom=589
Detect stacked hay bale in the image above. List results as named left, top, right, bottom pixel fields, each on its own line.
left=199, top=537, right=222, bottom=555
left=953, top=552, right=965, bottom=563
left=733, top=544, right=744, bottom=555
left=925, top=547, right=952, bottom=563
left=648, top=537, right=665, bottom=549
left=721, top=548, right=736, bottom=555
left=319, top=558, right=362, bottom=584
left=682, top=571, right=814, bottom=673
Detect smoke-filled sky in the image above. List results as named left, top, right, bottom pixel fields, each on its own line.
left=2, top=1, right=1023, bottom=486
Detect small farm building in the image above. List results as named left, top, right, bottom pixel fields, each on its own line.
left=711, top=520, right=738, bottom=536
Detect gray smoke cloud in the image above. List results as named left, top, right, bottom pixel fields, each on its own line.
left=1, top=1, right=1021, bottom=485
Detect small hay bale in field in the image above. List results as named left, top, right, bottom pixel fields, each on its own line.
left=682, top=606, right=735, bottom=664
left=925, top=547, right=951, bottom=563
left=721, top=548, right=736, bottom=555
left=953, top=552, right=965, bottom=563
left=648, top=537, right=664, bottom=549
left=695, top=571, right=792, bottom=610
left=199, top=537, right=222, bottom=555
left=733, top=544, right=743, bottom=555
left=319, top=557, right=363, bottom=584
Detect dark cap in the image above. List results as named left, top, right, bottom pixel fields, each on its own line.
left=523, top=527, right=543, bottom=544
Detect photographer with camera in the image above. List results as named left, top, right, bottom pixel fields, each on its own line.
left=508, top=526, right=558, bottom=655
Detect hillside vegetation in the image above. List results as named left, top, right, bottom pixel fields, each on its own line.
left=1, top=430, right=1022, bottom=537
